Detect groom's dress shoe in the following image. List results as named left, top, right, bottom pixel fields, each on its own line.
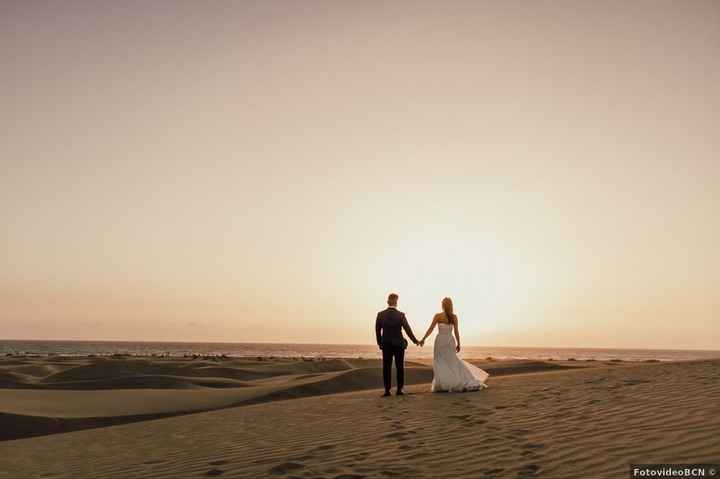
left=396, top=390, right=405, bottom=396
left=382, top=391, right=391, bottom=397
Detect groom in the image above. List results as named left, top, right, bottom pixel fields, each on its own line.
left=375, top=293, right=420, bottom=397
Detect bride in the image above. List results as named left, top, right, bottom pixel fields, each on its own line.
left=419, top=297, right=489, bottom=392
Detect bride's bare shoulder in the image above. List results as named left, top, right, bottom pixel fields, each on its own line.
left=434, top=313, right=446, bottom=322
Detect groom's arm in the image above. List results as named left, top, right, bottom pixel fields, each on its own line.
left=375, top=313, right=383, bottom=349
left=401, top=314, right=420, bottom=344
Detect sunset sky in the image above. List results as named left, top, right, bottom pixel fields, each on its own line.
left=2, top=1, right=718, bottom=349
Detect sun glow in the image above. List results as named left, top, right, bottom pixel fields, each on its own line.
left=2, top=1, right=719, bottom=349
left=355, top=227, right=550, bottom=345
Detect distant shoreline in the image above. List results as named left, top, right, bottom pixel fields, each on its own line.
left=2, top=339, right=719, bottom=363
left=0, top=351, right=712, bottom=364
left=3, top=338, right=719, bottom=351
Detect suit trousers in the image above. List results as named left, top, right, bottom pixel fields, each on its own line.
left=381, top=344, right=405, bottom=392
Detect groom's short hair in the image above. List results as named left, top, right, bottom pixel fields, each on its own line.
left=387, top=293, right=399, bottom=305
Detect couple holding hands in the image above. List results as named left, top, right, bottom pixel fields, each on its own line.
left=375, top=293, right=489, bottom=397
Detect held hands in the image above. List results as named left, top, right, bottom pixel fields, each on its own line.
left=419, top=339, right=425, bottom=347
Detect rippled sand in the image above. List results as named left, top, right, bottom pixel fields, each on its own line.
left=1, top=356, right=718, bottom=478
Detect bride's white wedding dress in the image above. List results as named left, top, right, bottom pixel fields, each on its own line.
left=432, top=323, right=489, bottom=392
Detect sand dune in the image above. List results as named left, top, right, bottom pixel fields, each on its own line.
left=0, top=356, right=584, bottom=441
left=0, top=359, right=717, bottom=478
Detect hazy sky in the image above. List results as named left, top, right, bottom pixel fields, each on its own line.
left=2, top=1, right=719, bottom=349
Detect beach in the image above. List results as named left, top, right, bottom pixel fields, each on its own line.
left=1, top=355, right=718, bottom=478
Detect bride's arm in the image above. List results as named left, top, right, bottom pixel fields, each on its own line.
left=453, top=316, right=461, bottom=352
left=420, top=316, right=438, bottom=345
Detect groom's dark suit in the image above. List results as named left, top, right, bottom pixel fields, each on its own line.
left=375, top=307, right=419, bottom=393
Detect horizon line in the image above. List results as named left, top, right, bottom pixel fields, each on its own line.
left=1, top=338, right=719, bottom=353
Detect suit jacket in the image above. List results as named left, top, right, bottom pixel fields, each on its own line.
left=375, top=307, right=419, bottom=349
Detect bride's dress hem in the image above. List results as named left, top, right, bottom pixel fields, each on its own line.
left=431, top=383, right=488, bottom=393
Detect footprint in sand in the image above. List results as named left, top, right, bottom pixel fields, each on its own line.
left=333, top=475, right=366, bottom=479
left=268, top=462, right=305, bottom=475
left=204, top=469, right=225, bottom=477
left=522, top=442, right=545, bottom=450
left=517, top=464, right=540, bottom=477
left=623, top=379, right=651, bottom=386
left=484, top=468, right=504, bottom=477
left=311, top=444, right=336, bottom=453
left=450, top=414, right=471, bottom=420
left=208, top=460, right=228, bottom=466
left=289, top=454, right=315, bottom=462
left=380, top=471, right=403, bottom=477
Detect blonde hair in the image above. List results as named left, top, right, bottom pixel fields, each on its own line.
left=441, top=297, right=456, bottom=325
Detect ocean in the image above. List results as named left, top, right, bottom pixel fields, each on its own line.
left=1, top=340, right=718, bottom=362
